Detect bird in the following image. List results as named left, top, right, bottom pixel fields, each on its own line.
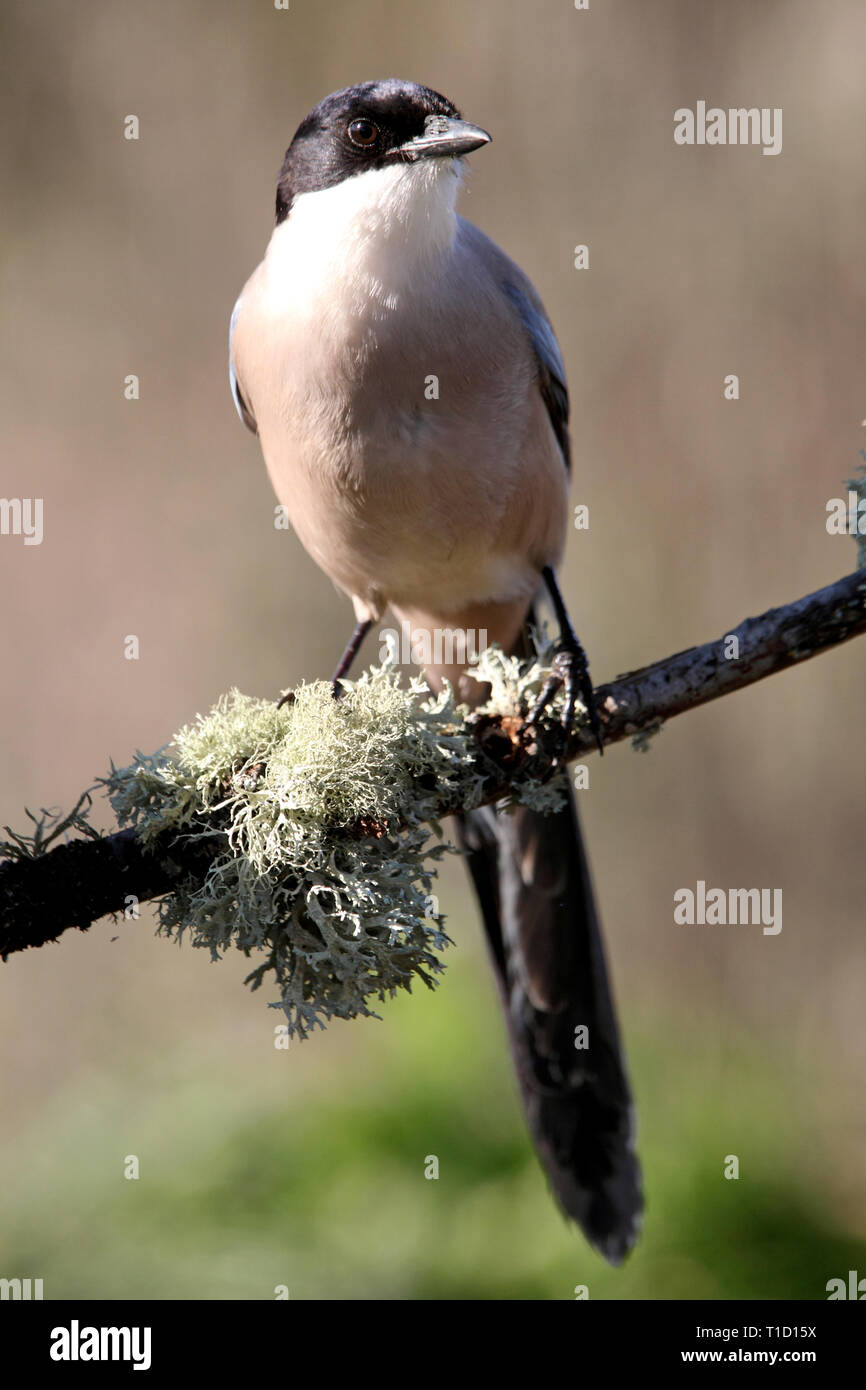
left=229, top=79, right=642, bottom=1263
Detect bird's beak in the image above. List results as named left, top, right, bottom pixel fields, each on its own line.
left=393, top=115, right=492, bottom=162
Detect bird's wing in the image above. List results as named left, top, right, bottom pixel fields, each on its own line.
left=499, top=278, right=571, bottom=473
left=457, top=217, right=570, bottom=472
left=229, top=296, right=258, bottom=435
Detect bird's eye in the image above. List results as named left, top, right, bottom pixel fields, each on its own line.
left=348, top=118, right=379, bottom=147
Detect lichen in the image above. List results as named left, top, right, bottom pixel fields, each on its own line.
left=631, top=719, right=664, bottom=753
left=0, top=791, right=99, bottom=861
left=98, top=642, right=582, bottom=1039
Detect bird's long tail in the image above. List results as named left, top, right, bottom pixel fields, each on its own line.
left=456, top=710, right=642, bottom=1263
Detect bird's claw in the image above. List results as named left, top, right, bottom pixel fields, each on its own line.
left=525, top=641, right=604, bottom=767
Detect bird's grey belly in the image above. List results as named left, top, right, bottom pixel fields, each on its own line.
left=262, top=364, right=553, bottom=615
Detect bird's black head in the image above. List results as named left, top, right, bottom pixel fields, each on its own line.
left=275, top=80, right=491, bottom=223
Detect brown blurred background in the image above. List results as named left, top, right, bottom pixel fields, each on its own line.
left=1, top=0, right=864, bottom=1299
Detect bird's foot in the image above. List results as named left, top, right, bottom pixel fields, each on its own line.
left=525, top=638, right=603, bottom=763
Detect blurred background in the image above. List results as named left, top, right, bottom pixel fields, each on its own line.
left=1, top=0, right=864, bottom=1300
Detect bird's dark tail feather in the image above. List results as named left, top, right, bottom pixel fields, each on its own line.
left=456, top=749, right=642, bottom=1263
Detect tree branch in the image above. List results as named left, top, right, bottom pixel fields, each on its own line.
left=2, top=567, right=863, bottom=960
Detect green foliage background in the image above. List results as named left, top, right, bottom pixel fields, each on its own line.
left=2, top=889, right=862, bottom=1299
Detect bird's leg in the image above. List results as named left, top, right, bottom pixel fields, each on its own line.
left=330, top=617, right=372, bottom=698
left=276, top=617, right=372, bottom=710
left=525, top=566, right=604, bottom=758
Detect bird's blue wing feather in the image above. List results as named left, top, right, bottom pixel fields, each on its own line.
left=229, top=297, right=258, bottom=435
left=500, top=280, right=570, bottom=472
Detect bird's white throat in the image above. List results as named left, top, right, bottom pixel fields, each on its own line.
left=264, top=159, right=463, bottom=315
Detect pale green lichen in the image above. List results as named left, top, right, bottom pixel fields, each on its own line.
left=100, top=646, right=582, bottom=1038
left=467, top=638, right=550, bottom=718
left=631, top=719, right=664, bottom=754
left=1, top=790, right=99, bottom=862
left=468, top=634, right=575, bottom=814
